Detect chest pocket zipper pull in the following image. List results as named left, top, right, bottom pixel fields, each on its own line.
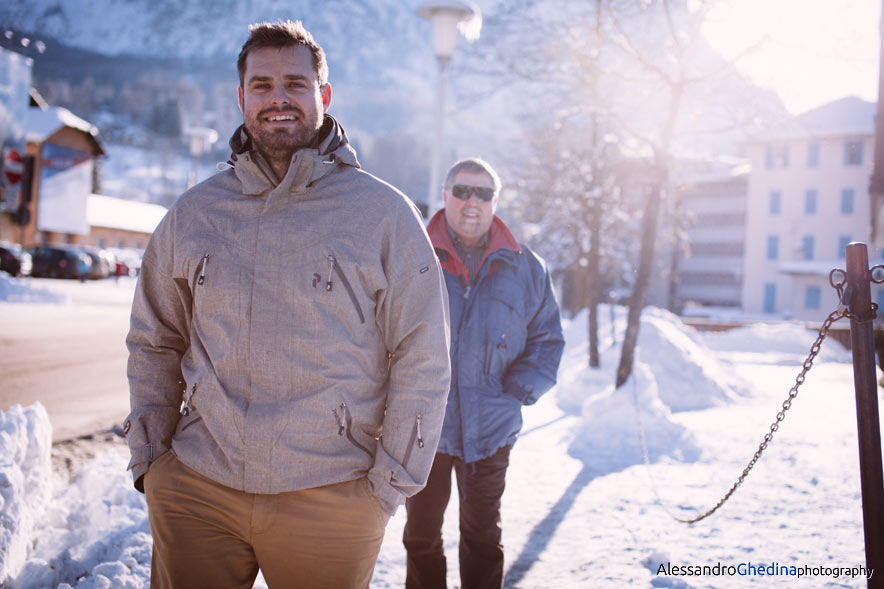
left=333, top=404, right=346, bottom=436
left=416, top=413, right=424, bottom=448
left=326, top=254, right=335, bottom=292
left=180, top=384, right=196, bottom=416
left=197, top=254, right=210, bottom=285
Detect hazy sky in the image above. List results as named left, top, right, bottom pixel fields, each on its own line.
left=700, top=0, right=880, bottom=114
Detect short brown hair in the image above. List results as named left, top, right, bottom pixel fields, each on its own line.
left=237, top=20, right=328, bottom=87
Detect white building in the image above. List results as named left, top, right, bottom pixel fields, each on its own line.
left=676, top=165, right=749, bottom=309
left=742, top=97, right=884, bottom=320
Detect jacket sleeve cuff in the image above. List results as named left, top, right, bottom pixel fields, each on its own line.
left=367, top=442, right=425, bottom=516
left=503, top=380, right=537, bottom=405
left=124, top=405, right=179, bottom=493
left=127, top=442, right=171, bottom=493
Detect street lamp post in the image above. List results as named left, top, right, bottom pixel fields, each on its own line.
left=417, top=1, right=481, bottom=218
left=185, top=127, right=218, bottom=189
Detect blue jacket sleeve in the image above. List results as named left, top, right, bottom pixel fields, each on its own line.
left=501, top=253, right=565, bottom=405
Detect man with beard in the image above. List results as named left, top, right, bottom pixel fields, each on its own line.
left=124, top=20, right=451, bottom=588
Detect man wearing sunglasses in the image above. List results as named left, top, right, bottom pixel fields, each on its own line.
left=404, top=157, right=565, bottom=588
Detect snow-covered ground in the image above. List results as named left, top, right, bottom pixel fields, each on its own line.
left=1, top=275, right=880, bottom=588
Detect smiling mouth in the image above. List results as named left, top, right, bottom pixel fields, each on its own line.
left=265, top=114, right=297, bottom=122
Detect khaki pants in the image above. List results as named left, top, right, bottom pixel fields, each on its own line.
left=145, top=452, right=387, bottom=589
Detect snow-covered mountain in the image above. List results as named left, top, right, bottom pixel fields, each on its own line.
left=0, top=0, right=434, bottom=64
left=1, top=0, right=442, bottom=126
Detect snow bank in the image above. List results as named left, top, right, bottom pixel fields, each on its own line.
left=640, top=307, right=745, bottom=411
left=0, top=404, right=152, bottom=589
left=12, top=450, right=151, bottom=589
left=557, top=306, right=744, bottom=415
left=0, top=404, right=53, bottom=584
left=558, top=305, right=740, bottom=471
left=702, top=320, right=853, bottom=364
left=569, top=362, right=700, bottom=472
left=0, top=274, right=67, bottom=304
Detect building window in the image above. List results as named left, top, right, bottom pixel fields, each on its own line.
left=804, top=189, right=817, bottom=214
left=841, top=188, right=855, bottom=214
left=765, top=145, right=774, bottom=169
left=98, top=237, right=106, bottom=249
left=838, top=235, right=852, bottom=258
left=767, top=235, right=779, bottom=260
left=844, top=140, right=863, bottom=165
left=769, top=190, right=782, bottom=214
left=807, top=143, right=820, bottom=168
left=779, top=146, right=789, bottom=168
left=118, top=239, right=125, bottom=248
left=802, top=235, right=815, bottom=260
left=763, top=283, right=777, bottom=313
left=805, top=286, right=821, bottom=309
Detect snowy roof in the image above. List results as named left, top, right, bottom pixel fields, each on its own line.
left=87, top=194, right=167, bottom=234
left=26, top=106, right=105, bottom=155
left=753, top=96, right=876, bottom=141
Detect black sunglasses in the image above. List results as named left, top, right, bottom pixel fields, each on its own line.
left=450, top=184, right=495, bottom=202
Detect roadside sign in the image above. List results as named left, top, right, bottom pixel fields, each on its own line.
left=3, top=147, right=24, bottom=185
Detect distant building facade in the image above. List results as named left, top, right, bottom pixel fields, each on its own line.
left=0, top=104, right=105, bottom=246
left=85, top=193, right=165, bottom=250
left=676, top=168, right=749, bottom=308
left=0, top=102, right=165, bottom=250
left=742, top=97, right=884, bottom=320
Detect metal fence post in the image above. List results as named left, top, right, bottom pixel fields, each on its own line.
left=846, top=242, right=884, bottom=587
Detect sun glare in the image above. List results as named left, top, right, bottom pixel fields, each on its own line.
left=699, top=0, right=880, bottom=114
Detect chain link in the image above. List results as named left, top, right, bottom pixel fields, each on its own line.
left=636, top=306, right=847, bottom=524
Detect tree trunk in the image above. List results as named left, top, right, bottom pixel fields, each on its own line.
left=616, top=181, right=662, bottom=388
left=666, top=195, right=682, bottom=313
left=587, top=196, right=601, bottom=367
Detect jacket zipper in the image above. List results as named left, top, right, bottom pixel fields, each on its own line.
left=197, top=254, right=210, bottom=286
left=326, top=253, right=365, bottom=324
left=400, top=413, right=424, bottom=470
left=180, top=383, right=196, bottom=416
left=333, top=401, right=373, bottom=458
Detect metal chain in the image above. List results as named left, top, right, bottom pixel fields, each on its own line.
left=636, top=272, right=853, bottom=524
left=669, top=307, right=846, bottom=523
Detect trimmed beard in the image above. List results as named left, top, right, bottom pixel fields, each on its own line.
left=245, top=106, right=324, bottom=166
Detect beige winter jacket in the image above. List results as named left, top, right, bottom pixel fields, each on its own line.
left=125, top=118, right=451, bottom=514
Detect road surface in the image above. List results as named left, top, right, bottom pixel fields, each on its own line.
left=0, top=278, right=135, bottom=441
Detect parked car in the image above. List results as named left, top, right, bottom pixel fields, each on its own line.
left=28, top=245, right=92, bottom=279
left=80, top=246, right=115, bottom=279
left=0, top=241, right=32, bottom=277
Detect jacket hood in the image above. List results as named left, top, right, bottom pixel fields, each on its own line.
left=226, top=114, right=360, bottom=196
